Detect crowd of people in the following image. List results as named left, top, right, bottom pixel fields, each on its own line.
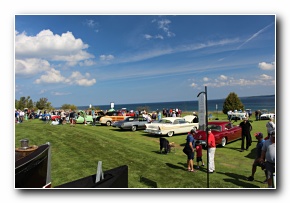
left=182, top=114, right=275, bottom=188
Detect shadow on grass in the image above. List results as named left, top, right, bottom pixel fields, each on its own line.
left=166, top=162, right=186, bottom=171
left=140, top=175, right=158, bottom=188
left=216, top=171, right=261, bottom=188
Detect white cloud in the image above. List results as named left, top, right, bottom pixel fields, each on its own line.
left=191, top=74, right=274, bottom=89
left=51, top=91, right=72, bottom=96
left=65, top=71, right=96, bottom=86
left=15, top=29, right=94, bottom=63
left=34, top=69, right=96, bottom=87
left=144, top=34, right=153, bottom=40
left=144, top=34, right=164, bottom=40
left=190, top=83, right=198, bottom=87
left=258, top=62, right=275, bottom=70
left=100, top=54, right=115, bottom=61
left=15, top=58, right=51, bottom=76
left=34, top=68, right=66, bottom=84
left=203, top=77, right=209, bottom=82
left=260, top=74, right=272, bottom=80
left=219, top=75, right=227, bottom=80
left=79, top=60, right=96, bottom=66
left=157, top=19, right=175, bottom=37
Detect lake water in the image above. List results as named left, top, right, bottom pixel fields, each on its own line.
left=78, top=95, right=275, bottom=113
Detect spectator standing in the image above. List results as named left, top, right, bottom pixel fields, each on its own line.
left=266, top=118, right=275, bottom=139
left=247, top=132, right=267, bottom=182
left=92, top=109, right=96, bottom=126
left=259, top=131, right=275, bottom=188
left=61, top=110, right=66, bottom=124
left=239, top=117, right=252, bottom=152
left=195, top=140, right=204, bottom=169
left=69, top=110, right=76, bottom=127
left=184, top=129, right=197, bottom=172
left=157, top=110, right=162, bottom=121
left=208, top=129, right=216, bottom=173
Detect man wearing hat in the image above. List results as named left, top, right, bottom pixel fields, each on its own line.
left=247, top=132, right=267, bottom=182
left=239, top=117, right=252, bottom=152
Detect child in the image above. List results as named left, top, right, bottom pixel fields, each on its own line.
left=195, top=140, right=204, bottom=169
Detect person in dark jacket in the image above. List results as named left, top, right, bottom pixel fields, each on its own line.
left=239, top=117, right=252, bottom=152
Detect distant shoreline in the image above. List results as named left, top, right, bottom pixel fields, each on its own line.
left=74, top=94, right=275, bottom=112
left=74, top=94, right=275, bottom=108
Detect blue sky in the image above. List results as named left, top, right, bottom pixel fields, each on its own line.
left=15, top=15, right=275, bottom=107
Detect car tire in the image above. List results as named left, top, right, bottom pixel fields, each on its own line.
left=131, top=125, right=137, bottom=131
left=221, top=137, right=227, bottom=147
left=106, top=121, right=111, bottom=126
left=167, top=131, right=174, bottom=137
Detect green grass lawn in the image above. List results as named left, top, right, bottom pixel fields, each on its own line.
left=15, top=113, right=270, bottom=188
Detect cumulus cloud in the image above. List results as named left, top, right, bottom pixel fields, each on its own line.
left=258, top=62, right=275, bottom=70
left=15, top=58, right=51, bottom=76
left=65, top=71, right=96, bottom=86
left=260, top=74, right=272, bottom=80
left=15, top=29, right=94, bottom=62
left=15, top=29, right=97, bottom=88
left=34, top=68, right=66, bottom=84
left=34, top=69, right=96, bottom=87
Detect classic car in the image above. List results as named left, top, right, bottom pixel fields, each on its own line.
left=144, top=116, right=199, bottom=137
left=99, top=111, right=129, bottom=126
left=260, top=109, right=275, bottom=120
left=51, top=114, right=61, bottom=121
left=112, top=116, right=149, bottom=131
left=193, top=121, right=242, bottom=148
left=76, top=114, right=93, bottom=124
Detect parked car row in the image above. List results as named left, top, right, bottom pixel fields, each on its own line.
left=41, top=109, right=244, bottom=148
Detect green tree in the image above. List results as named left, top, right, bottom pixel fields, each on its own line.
left=35, top=97, right=53, bottom=110
left=15, top=96, right=34, bottom=110
left=222, top=92, right=244, bottom=114
left=61, top=104, right=77, bottom=111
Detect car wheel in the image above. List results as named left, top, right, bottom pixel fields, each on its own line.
left=221, top=137, right=227, bottom=147
left=106, top=121, right=111, bottom=126
left=167, top=131, right=174, bottom=137
left=131, top=125, right=137, bottom=131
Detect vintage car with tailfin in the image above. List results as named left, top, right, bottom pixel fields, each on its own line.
left=193, top=121, right=242, bottom=148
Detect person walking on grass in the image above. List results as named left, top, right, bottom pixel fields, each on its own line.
left=195, top=140, right=204, bottom=169
left=247, top=132, right=267, bottom=183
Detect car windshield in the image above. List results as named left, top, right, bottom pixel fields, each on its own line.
left=159, top=119, right=173, bottom=124
left=208, top=124, right=222, bottom=132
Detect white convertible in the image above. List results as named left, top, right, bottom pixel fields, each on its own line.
left=144, top=116, right=199, bottom=137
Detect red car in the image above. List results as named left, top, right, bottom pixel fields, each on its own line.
left=193, top=121, right=242, bottom=148
left=51, top=115, right=61, bottom=121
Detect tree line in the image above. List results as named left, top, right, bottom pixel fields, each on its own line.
left=15, top=96, right=78, bottom=111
